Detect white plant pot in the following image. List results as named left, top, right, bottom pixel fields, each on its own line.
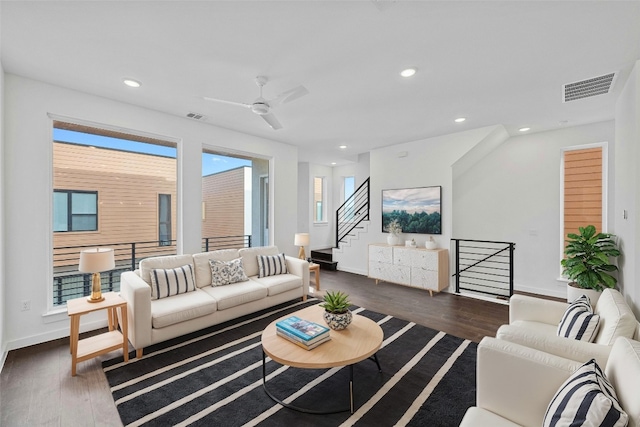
left=567, top=282, right=602, bottom=307
left=387, top=234, right=400, bottom=246
left=425, top=240, right=437, bottom=250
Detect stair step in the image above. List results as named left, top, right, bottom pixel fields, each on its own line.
left=310, top=248, right=333, bottom=262
left=310, top=258, right=338, bottom=271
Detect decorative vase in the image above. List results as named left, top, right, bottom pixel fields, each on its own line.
left=323, top=309, right=353, bottom=330
left=387, top=234, right=400, bottom=245
left=567, top=282, right=602, bottom=307
left=425, top=237, right=437, bottom=250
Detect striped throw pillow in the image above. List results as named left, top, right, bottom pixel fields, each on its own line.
left=257, top=253, right=288, bottom=278
left=150, top=264, right=196, bottom=299
left=557, top=295, right=600, bottom=342
left=543, top=359, right=628, bottom=427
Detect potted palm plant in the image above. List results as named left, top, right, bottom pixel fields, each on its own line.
left=561, top=225, right=620, bottom=305
left=320, top=290, right=353, bottom=330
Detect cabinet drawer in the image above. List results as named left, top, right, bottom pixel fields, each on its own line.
left=410, top=250, right=438, bottom=270
left=369, top=245, right=392, bottom=263
left=369, top=261, right=410, bottom=285
left=393, top=247, right=414, bottom=266
left=411, top=267, right=438, bottom=289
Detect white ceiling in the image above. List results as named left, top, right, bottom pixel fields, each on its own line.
left=2, top=1, right=639, bottom=165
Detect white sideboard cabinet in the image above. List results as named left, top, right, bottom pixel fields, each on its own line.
left=368, top=243, right=449, bottom=296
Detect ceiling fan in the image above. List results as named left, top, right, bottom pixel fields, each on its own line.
left=203, top=76, right=308, bottom=130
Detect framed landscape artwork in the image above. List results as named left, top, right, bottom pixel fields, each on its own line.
left=382, top=186, right=442, bottom=234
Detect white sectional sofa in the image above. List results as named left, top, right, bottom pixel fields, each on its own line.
left=120, top=246, right=309, bottom=358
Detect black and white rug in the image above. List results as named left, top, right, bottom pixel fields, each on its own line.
left=103, top=299, right=477, bottom=426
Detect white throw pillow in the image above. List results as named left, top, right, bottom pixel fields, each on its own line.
left=150, top=264, right=196, bottom=299
left=209, top=258, right=248, bottom=287
left=543, top=358, right=628, bottom=427
left=557, top=295, right=600, bottom=342
left=257, top=253, right=288, bottom=278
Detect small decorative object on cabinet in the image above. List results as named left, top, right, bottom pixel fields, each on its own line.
left=425, top=236, right=437, bottom=250
left=368, top=243, right=449, bottom=296
left=320, top=290, right=353, bottom=330
left=385, top=219, right=402, bottom=246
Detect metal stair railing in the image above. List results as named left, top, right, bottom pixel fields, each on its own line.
left=336, top=177, right=370, bottom=247
left=452, top=238, right=515, bottom=299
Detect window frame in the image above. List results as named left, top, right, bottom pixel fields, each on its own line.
left=53, top=189, right=98, bottom=232
left=559, top=142, right=608, bottom=278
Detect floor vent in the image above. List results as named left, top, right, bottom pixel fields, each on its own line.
left=563, top=72, right=616, bottom=102
left=186, top=112, right=206, bottom=120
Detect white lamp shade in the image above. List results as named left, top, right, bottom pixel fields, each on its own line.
left=79, top=248, right=115, bottom=273
left=294, top=233, right=310, bottom=246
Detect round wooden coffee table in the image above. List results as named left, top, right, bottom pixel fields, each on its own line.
left=261, top=304, right=383, bottom=414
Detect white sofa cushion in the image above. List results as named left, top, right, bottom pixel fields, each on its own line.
left=201, top=279, right=268, bottom=310
left=193, top=249, right=241, bottom=288
left=252, top=273, right=302, bottom=297
left=543, top=358, right=628, bottom=427
left=460, top=407, right=521, bottom=427
left=595, top=289, right=638, bottom=345
left=151, top=289, right=217, bottom=329
left=238, top=246, right=280, bottom=277
left=140, top=254, right=193, bottom=286
left=149, top=264, right=196, bottom=300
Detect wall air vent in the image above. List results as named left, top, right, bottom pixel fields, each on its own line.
left=186, top=112, right=206, bottom=120
left=563, top=72, right=616, bottom=102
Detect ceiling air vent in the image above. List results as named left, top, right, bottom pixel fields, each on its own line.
left=563, top=72, right=616, bottom=102
left=186, top=112, right=206, bottom=120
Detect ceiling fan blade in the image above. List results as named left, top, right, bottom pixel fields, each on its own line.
left=260, top=112, right=282, bottom=130
left=268, top=85, right=309, bottom=107
left=203, top=97, right=252, bottom=109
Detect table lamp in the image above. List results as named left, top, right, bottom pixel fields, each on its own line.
left=294, top=233, right=310, bottom=260
left=79, top=248, right=115, bottom=303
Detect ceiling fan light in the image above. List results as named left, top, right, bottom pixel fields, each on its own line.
left=454, top=117, right=466, bottom=123
left=251, top=102, right=270, bottom=115
left=519, top=127, right=531, bottom=132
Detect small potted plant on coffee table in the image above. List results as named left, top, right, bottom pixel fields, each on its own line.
left=320, top=290, right=352, bottom=330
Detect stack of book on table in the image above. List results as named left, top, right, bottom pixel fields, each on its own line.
left=276, top=315, right=331, bottom=350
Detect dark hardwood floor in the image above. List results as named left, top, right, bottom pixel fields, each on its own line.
left=1, top=270, right=510, bottom=426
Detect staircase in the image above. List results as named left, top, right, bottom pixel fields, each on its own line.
left=310, top=248, right=338, bottom=271
left=336, top=177, right=370, bottom=247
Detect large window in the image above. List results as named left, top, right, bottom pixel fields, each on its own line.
left=52, top=120, right=177, bottom=306
left=314, top=176, right=326, bottom=222
left=53, top=190, right=98, bottom=232
left=343, top=176, right=355, bottom=221
left=560, top=143, right=607, bottom=271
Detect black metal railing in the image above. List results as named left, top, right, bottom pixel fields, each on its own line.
left=53, top=235, right=252, bottom=306
left=336, top=177, right=370, bottom=247
left=452, top=238, right=515, bottom=299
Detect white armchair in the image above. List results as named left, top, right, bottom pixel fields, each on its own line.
left=460, top=336, right=640, bottom=427
left=496, top=288, right=640, bottom=366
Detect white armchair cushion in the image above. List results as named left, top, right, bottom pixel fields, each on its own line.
left=557, top=295, right=600, bottom=342
left=543, top=359, right=628, bottom=427
left=594, top=289, right=638, bottom=346
left=605, top=338, right=640, bottom=427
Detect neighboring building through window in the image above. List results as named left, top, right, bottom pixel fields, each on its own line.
left=314, top=176, right=326, bottom=222
left=53, top=190, right=98, bottom=232
left=561, top=143, right=607, bottom=270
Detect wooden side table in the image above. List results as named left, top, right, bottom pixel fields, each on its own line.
left=309, top=263, right=321, bottom=292
left=67, top=292, right=128, bottom=376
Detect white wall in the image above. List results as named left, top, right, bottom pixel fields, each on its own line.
left=454, top=121, right=615, bottom=298
left=336, top=126, right=497, bottom=276
left=3, top=74, right=299, bottom=350
left=615, top=60, right=640, bottom=317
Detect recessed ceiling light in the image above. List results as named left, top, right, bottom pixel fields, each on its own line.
left=339, top=145, right=347, bottom=149
left=331, top=162, right=337, bottom=165
left=454, top=117, right=466, bottom=123
left=519, top=127, right=531, bottom=132
left=123, top=78, right=141, bottom=88
left=400, top=68, right=417, bottom=78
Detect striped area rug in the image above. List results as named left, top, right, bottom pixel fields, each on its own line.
left=103, top=299, right=477, bottom=426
